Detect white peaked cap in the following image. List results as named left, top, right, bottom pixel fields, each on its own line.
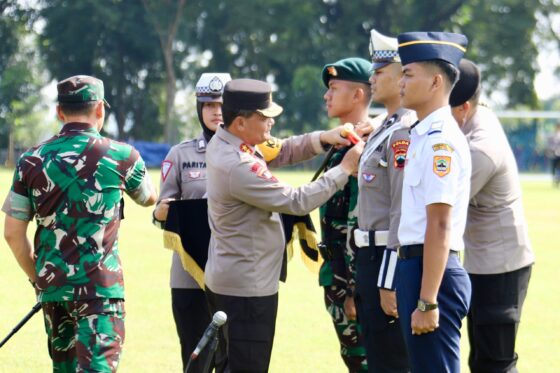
left=196, top=73, right=232, bottom=102
left=369, top=29, right=400, bottom=69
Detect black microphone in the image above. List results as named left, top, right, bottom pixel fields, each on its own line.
left=190, top=311, right=227, bottom=360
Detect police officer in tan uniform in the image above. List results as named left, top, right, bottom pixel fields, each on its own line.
left=204, top=78, right=364, bottom=373
left=152, top=72, right=231, bottom=371
left=352, top=29, right=415, bottom=372
left=450, top=59, right=535, bottom=373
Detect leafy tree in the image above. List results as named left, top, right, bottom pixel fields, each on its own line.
left=39, top=0, right=163, bottom=140
left=141, top=0, right=187, bottom=143
left=180, top=0, right=546, bottom=136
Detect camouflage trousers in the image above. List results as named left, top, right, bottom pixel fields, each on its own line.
left=42, top=298, right=125, bottom=373
left=324, top=285, right=368, bottom=373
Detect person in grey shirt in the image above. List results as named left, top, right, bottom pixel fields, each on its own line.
left=205, top=78, right=364, bottom=373
left=450, top=58, right=535, bottom=373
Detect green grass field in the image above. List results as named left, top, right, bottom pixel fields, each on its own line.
left=0, top=168, right=559, bottom=372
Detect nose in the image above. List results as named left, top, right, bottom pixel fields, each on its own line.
left=398, top=76, right=405, bottom=88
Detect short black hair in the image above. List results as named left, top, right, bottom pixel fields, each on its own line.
left=58, top=101, right=98, bottom=116
left=422, top=60, right=460, bottom=90
left=222, top=108, right=255, bottom=128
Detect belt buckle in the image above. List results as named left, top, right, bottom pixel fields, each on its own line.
left=353, top=229, right=369, bottom=248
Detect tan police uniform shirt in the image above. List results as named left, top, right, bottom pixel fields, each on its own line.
left=205, top=126, right=349, bottom=297
left=461, top=105, right=535, bottom=274
left=357, top=108, right=416, bottom=248
left=157, top=134, right=208, bottom=289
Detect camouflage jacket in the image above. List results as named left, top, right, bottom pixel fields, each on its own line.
left=319, top=146, right=358, bottom=288
left=2, top=122, right=152, bottom=302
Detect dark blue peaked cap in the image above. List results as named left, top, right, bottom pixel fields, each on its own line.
left=397, top=31, right=468, bottom=67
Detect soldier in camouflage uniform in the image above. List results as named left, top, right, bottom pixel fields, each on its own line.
left=2, top=75, right=157, bottom=373
left=319, top=58, right=372, bottom=373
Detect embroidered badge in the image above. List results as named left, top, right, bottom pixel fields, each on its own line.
left=432, top=143, right=454, bottom=152
left=362, top=173, right=376, bottom=183
left=391, top=140, right=410, bottom=169
left=250, top=162, right=278, bottom=182
left=433, top=156, right=451, bottom=177
left=161, top=160, right=173, bottom=181
left=189, top=171, right=201, bottom=179
left=240, top=143, right=253, bottom=154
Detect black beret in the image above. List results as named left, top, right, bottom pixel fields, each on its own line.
left=449, top=59, right=480, bottom=107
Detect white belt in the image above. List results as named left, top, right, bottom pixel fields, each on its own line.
left=353, top=229, right=389, bottom=248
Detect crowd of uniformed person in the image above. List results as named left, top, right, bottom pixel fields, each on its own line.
left=3, top=27, right=534, bottom=373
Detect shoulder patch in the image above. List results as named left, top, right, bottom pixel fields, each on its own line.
left=161, top=160, right=173, bottom=181
left=250, top=162, right=278, bottom=182
left=433, top=156, right=451, bottom=177
left=391, top=140, right=409, bottom=169
left=432, top=143, right=454, bottom=152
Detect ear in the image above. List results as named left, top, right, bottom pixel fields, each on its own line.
left=353, top=87, right=365, bottom=103
left=56, top=105, right=65, bottom=122
left=431, top=73, right=444, bottom=91
left=231, top=115, right=245, bottom=132
left=95, top=101, right=104, bottom=119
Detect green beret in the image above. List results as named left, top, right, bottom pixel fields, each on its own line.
left=321, top=57, right=372, bottom=88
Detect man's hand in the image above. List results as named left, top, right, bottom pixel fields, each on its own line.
left=379, top=289, right=398, bottom=317
left=340, top=141, right=365, bottom=175
left=344, top=295, right=357, bottom=321
left=411, top=308, right=439, bottom=335
left=354, top=118, right=378, bottom=139
left=319, top=126, right=352, bottom=147
left=153, top=198, right=175, bottom=222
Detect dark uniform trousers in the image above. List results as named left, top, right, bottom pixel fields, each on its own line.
left=171, top=289, right=212, bottom=372
left=467, top=265, right=532, bottom=373
left=396, top=253, right=471, bottom=373
left=205, top=287, right=278, bottom=373
left=355, top=245, right=410, bottom=373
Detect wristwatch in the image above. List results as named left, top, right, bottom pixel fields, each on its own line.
left=417, top=299, right=438, bottom=312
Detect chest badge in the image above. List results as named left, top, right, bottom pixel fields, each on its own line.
left=362, top=173, right=376, bottom=183
left=189, top=171, right=201, bottom=179
left=161, top=160, right=173, bottom=181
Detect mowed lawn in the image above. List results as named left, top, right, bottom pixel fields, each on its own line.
left=0, top=167, right=559, bottom=372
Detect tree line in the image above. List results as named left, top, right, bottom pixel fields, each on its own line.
left=1, top=0, right=558, bottom=160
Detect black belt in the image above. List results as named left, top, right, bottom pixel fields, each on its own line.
left=397, top=244, right=459, bottom=260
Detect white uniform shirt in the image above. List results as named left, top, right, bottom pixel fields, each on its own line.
left=398, top=106, right=471, bottom=251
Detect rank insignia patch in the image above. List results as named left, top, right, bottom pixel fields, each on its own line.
left=240, top=143, right=253, bottom=154
left=161, top=160, right=173, bottom=181
left=391, top=140, right=410, bottom=169
left=433, top=156, right=451, bottom=177
left=432, top=143, right=454, bottom=152
left=362, top=173, right=376, bottom=183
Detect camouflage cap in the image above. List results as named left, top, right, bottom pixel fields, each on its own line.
left=57, top=75, right=110, bottom=108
